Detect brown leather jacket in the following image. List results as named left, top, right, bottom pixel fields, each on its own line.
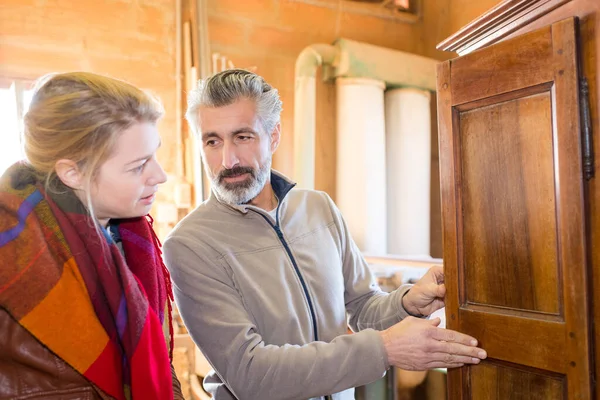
left=0, top=308, right=184, bottom=400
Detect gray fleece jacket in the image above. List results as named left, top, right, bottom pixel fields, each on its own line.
left=163, top=171, right=412, bottom=400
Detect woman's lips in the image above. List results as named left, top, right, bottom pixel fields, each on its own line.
left=140, top=193, right=156, bottom=205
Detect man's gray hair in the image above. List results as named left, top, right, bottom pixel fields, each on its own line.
left=186, top=69, right=283, bottom=136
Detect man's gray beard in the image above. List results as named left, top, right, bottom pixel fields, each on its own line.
left=210, top=158, right=271, bottom=205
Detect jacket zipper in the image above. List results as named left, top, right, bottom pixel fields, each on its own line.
left=255, top=212, right=319, bottom=343
left=254, top=211, right=333, bottom=400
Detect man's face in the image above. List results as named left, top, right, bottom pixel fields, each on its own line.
left=197, top=98, right=280, bottom=205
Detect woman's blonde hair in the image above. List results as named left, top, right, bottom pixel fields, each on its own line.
left=23, top=71, right=164, bottom=218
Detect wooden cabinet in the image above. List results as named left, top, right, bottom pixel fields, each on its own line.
left=437, top=1, right=599, bottom=398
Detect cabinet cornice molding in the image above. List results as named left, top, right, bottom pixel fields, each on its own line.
left=437, top=0, right=571, bottom=55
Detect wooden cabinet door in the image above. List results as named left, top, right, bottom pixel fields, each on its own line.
left=437, top=18, right=591, bottom=399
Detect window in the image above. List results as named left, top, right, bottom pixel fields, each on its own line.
left=0, top=80, right=33, bottom=176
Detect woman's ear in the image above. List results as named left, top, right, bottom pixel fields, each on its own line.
left=54, top=159, right=83, bottom=189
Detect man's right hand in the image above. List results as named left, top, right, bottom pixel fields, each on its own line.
left=380, top=316, right=487, bottom=370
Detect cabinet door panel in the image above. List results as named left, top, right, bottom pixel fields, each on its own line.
left=437, top=17, right=590, bottom=399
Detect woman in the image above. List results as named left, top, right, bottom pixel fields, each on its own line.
left=0, top=72, right=184, bottom=400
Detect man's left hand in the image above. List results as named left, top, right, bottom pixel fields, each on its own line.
left=402, top=265, right=445, bottom=317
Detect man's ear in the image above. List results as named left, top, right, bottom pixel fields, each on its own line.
left=54, top=159, right=83, bottom=189
left=270, top=122, right=281, bottom=153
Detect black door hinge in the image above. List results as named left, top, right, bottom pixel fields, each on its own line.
left=580, top=77, right=594, bottom=180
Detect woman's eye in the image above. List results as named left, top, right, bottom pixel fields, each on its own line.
left=132, top=162, right=147, bottom=173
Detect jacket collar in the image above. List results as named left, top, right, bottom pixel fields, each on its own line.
left=208, top=170, right=296, bottom=214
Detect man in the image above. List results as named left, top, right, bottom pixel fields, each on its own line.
left=163, top=69, right=486, bottom=400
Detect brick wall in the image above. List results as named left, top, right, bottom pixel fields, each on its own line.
left=0, top=0, right=178, bottom=193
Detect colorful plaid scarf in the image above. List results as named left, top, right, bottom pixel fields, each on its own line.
left=0, top=163, right=174, bottom=400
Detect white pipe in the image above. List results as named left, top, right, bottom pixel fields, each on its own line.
left=334, top=39, right=438, bottom=91
left=336, top=77, right=387, bottom=254
left=385, top=88, right=431, bottom=256
left=292, top=40, right=438, bottom=189
left=293, top=44, right=337, bottom=189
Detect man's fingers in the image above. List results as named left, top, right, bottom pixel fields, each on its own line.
left=427, top=361, right=465, bottom=369
left=428, top=317, right=442, bottom=327
left=436, top=283, right=446, bottom=297
left=429, top=352, right=483, bottom=365
left=429, top=266, right=444, bottom=284
left=432, top=341, right=487, bottom=360
left=431, top=327, right=478, bottom=347
left=424, top=282, right=446, bottom=299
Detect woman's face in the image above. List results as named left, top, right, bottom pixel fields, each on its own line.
left=90, top=122, right=167, bottom=226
